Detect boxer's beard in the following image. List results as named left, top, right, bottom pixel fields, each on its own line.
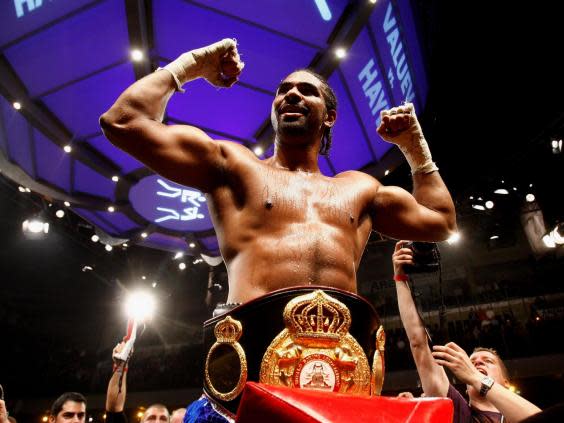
left=272, top=112, right=314, bottom=141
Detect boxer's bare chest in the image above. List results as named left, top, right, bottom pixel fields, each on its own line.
left=248, top=166, right=369, bottom=229
left=209, top=163, right=374, bottom=243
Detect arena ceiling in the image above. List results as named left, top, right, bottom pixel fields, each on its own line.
left=0, top=0, right=562, bottom=257
left=0, top=0, right=435, bottom=256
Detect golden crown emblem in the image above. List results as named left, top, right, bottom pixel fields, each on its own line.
left=284, top=290, right=351, bottom=346
left=213, top=315, right=242, bottom=343
left=261, top=289, right=372, bottom=395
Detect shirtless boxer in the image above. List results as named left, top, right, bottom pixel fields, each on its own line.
left=100, top=39, right=457, bottom=304
left=100, top=37, right=456, bottom=422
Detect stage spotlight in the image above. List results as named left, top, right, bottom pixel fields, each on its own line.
left=384, top=169, right=390, bottom=176
left=490, top=235, right=499, bottom=240
left=485, top=201, right=494, bottom=209
left=152, top=282, right=157, bottom=288
left=22, top=218, right=49, bottom=235
left=18, top=186, right=26, bottom=192
left=131, top=49, right=144, bottom=61
left=112, top=175, right=119, bottom=182
left=335, top=47, right=347, bottom=59
left=125, top=291, right=156, bottom=322
left=91, top=234, right=99, bottom=242
left=108, top=206, right=115, bottom=212
left=141, top=232, right=148, bottom=238
left=64, top=201, right=71, bottom=207
left=253, top=145, right=263, bottom=156
left=472, top=204, right=485, bottom=211
left=526, top=193, right=535, bottom=202
left=494, top=188, right=509, bottom=195
left=63, top=145, right=72, bottom=153
left=13, top=101, right=21, bottom=110
left=179, top=262, right=186, bottom=270
left=174, top=252, right=184, bottom=259
left=189, top=242, right=195, bottom=248
left=446, top=232, right=461, bottom=244
left=105, top=244, right=113, bottom=252
left=55, top=209, right=65, bottom=218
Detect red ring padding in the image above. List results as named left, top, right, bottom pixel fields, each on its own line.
left=236, top=382, right=454, bottom=423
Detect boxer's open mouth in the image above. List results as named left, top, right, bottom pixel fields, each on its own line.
left=279, top=104, right=308, bottom=116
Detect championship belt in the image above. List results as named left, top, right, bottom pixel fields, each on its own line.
left=203, top=286, right=384, bottom=417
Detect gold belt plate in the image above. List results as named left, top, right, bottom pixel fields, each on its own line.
left=260, top=290, right=371, bottom=395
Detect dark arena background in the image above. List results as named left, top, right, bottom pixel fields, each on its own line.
left=1, top=0, right=563, bottom=422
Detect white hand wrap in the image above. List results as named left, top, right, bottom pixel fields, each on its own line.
left=159, top=38, right=241, bottom=92
left=380, top=103, right=438, bottom=174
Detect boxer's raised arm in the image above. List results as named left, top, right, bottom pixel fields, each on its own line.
left=100, top=39, right=244, bottom=192
left=373, top=104, right=456, bottom=241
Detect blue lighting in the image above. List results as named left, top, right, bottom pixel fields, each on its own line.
left=314, top=0, right=332, bottom=21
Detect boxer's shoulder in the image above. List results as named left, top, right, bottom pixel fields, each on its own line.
left=334, top=169, right=382, bottom=188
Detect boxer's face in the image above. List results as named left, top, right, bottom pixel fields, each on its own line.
left=271, top=71, right=335, bottom=147
left=50, top=401, right=85, bottom=423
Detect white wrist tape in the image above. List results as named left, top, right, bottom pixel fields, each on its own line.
left=381, top=103, right=438, bottom=174
left=159, top=38, right=238, bottom=92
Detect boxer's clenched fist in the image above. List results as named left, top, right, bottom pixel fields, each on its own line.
left=162, top=38, right=245, bottom=90
left=190, top=38, right=245, bottom=87
left=376, top=103, right=437, bottom=174
left=377, top=102, right=419, bottom=146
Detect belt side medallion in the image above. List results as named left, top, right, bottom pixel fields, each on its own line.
left=205, top=315, right=247, bottom=401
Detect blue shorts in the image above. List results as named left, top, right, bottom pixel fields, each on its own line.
left=184, top=396, right=231, bottom=423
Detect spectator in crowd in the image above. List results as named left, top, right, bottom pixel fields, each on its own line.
left=170, top=408, right=185, bottom=423
left=105, top=342, right=170, bottom=423
left=392, top=240, right=542, bottom=422
left=140, top=406, right=169, bottom=423
left=49, top=393, right=87, bottom=423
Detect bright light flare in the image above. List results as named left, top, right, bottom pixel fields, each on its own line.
left=125, top=291, right=156, bottom=321
left=131, top=49, right=144, bottom=61
left=335, top=47, right=347, bottom=59
left=446, top=232, right=461, bottom=244
left=23, top=219, right=49, bottom=234
left=542, top=234, right=556, bottom=248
